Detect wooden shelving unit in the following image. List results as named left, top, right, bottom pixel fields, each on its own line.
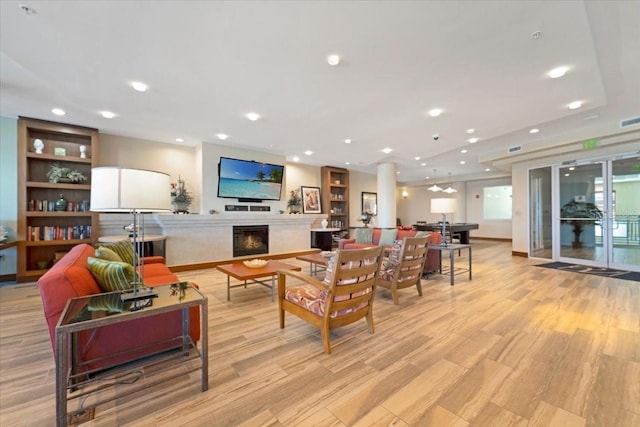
left=17, top=117, right=99, bottom=282
left=320, top=166, right=349, bottom=236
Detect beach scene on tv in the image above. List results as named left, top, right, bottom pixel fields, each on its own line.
left=218, top=158, right=284, bottom=200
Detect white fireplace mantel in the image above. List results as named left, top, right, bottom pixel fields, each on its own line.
left=98, top=213, right=327, bottom=266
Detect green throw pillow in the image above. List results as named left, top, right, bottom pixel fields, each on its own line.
left=378, top=228, right=398, bottom=246
left=95, top=246, right=123, bottom=262
left=95, top=240, right=136, bottom=265
left=354, top=228, right=373, bottom=244
left=87, top=257, right=137, bottom=293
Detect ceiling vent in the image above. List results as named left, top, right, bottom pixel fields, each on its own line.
left=508, top=145, right=523, bottom=153
left=620, top=116, right=640, bottom=128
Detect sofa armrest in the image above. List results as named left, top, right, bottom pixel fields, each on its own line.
left=142, top=256, right=165, bottom=264
left=338, top=239, right=356, bottom=250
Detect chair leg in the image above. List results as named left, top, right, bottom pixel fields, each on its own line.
left=278, top=274, right=285, bottom=329
left=416, top=279, right=423, bottom=296
left=366, top=309, right=375, bottom=334
left=391, top=287, right=400, bottom=305
left=321, top=325, right=332, bottom=354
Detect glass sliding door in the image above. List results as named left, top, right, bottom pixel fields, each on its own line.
left=529, top=167, right=552, bottom=259
left=556, top=162, right=607, bottom=267
left=609, top=157, right=640, bottom=271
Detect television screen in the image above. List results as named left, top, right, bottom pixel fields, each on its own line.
left=217, top=157, right=284, bottom=201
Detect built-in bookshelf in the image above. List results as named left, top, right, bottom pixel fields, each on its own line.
left=17, top=117, right=99, bottom=281
left=320, top=166, right=349, bottom=233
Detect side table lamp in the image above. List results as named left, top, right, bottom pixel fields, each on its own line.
left=91, top=167, right=171, bottom=302
left=431, top=198, right=457, bottom=247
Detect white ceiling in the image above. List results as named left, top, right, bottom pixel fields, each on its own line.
left=1, top=1, right=639, bottom=185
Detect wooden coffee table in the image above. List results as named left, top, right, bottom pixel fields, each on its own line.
left=217, top=260, right=301, bottom=301
left=296, top=252, right=333, bottom=276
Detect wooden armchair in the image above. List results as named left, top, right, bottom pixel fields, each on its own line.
left=377, top=235, right=430, bottom=304
left=277, top=246, right=384, bottom=354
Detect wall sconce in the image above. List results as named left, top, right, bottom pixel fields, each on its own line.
left=402, top=189, right=409, bottom=199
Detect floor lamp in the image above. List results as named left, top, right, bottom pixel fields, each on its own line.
left=431, top=198, right=457, bottom=247
left=91, top=167, right=171, bottom=302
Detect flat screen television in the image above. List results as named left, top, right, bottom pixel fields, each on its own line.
left=217, top=157, right=284, bottom=202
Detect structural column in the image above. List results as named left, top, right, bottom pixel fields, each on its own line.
left=377, top=162, right=397, bottom=228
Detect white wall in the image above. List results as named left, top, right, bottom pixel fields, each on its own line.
left=0, top=116, right=18, bottom=276
left=465, top=177, right=513, bottom=239
left=349, top=170, right=377, bottom=226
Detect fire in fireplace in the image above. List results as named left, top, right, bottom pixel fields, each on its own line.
left=233, top=225, right=269, bottom=257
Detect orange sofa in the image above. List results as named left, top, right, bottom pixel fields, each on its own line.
left=37, top=243, right=200, bottom=371
left=338, top=227, right=443, bottom=274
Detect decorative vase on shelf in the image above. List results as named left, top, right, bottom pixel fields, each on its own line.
left=321, top=218, right=328, bottom=229
left=55, top=194, right=68, bottom=212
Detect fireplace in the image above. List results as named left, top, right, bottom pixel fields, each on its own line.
left=233, top=225, right=269, bottom=257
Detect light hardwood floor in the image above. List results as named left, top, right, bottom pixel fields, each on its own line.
left=1, top=241, right=638, bottom=426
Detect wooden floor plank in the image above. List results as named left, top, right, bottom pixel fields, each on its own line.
left=1, top=241, right=639, bottom=426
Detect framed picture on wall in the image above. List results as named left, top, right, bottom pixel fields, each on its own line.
left=362, top=192, right=377, bottom=215
left=301, top=186, right=322, bottom=213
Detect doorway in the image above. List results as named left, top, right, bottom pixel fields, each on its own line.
left=530, top=156, right=640, bottom=272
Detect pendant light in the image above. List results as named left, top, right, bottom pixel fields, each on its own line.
left=427, top=169, right=443, bottom=192
left=443, top=172, right=458, bottom=193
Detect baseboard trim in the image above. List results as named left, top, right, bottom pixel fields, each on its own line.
left=473, top=237, right=512, bottom=242
left=512, top=251, right=528, bottom=257
left=168, top=248, right=322, bottom=273
left=0, top=274, right=17, bottom=283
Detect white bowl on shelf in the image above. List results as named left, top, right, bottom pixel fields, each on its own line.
left=243, top=259, right=268, bottom=269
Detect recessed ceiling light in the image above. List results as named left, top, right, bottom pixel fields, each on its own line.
left=396, top=171, right=400, bottom=174
left=485, top=168, right=491, bottom=172
left=130, top=81, right=148, bottom=92
left=382, top=147, right=392, bottom=154
left=51, top=108, right=66, bottom=116
left=292, top=156, right=300, bottom=162
left=345, top=161, right=351, bottom=165
left=460, top=149, right=468, bottom=153
left=468, top=137, right=479, bottom=143
left=304, top=150, right=313, bottom=156
left=460, top=161, right=466, bottom=165
left=529, top=128, right=540, bottom=134
left=548, top=66, right=569, bottom=79
left=216, top=133, right=229, bottom=140
left=327, top=55, right=340, bottom=66
left=344, top=139, right=351, bottom=144
left=466, top=128, right=475, bottom=134
left=415, top=156, right=421, bottom=160
left=568, top=101, right=583, bottom=110
left=420, top=162, right=427, bottom=166
left=246, top=112, right=261, bottom=121
left=569, top=167, right=575, bottom=171
left=175, top=138, right=184, bottom=142
left=101, top=111, right=115, bottom=119
left=428, top=108, right=443, bottom=117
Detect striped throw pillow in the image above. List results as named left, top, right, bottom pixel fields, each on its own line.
left=94, top=246, right=123, bottom=262
left=87, top=257, right=137, bottom=293
left=95, top=240, right=137, bottom=265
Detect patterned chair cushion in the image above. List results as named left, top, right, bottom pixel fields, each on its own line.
left=284, top=284, right=369, bottom=318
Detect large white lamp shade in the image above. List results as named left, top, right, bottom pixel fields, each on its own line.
left=90, top=167, right=171, bottom=212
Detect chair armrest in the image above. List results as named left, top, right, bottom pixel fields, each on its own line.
left=338, top=239, right=356, bottom=250
left=276, top=269, right=330, bottom=292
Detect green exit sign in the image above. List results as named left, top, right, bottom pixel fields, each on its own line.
left=582, top=139, right=598, bottom=150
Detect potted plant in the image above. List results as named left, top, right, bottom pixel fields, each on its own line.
left=170, top=176, right=193, bottom=213
left=560, top=200, right=603, bottom=248
left=46, top=163, right=88, bottom=183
